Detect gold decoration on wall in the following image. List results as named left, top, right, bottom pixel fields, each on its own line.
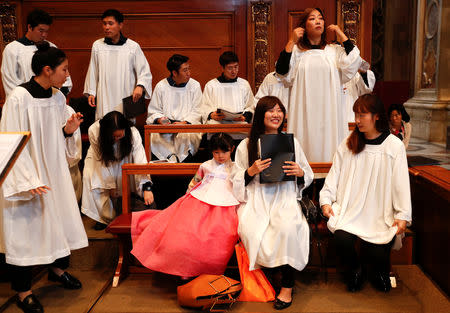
left=0, top=2, right=18, bottom=47
left=339, top=0, right=361, bottom=45
left=251, top=1, right=271, bottom=90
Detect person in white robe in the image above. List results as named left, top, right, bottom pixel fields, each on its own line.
left=146, top=54, right=202, bottom=162
left=83, top=9, right=152, bottom=120
left=276, top=8, right=360, bottom=163
left=232, top=96, right=313, bottom=310
left=1, top=9, right=72, bottom=98
left=320, top=94, right=412, bottom=293
left=343, top=59, right=376, bottom=123
left=202, top=51, right=254, bottom=124
left=81, top=111, right=154, bottom=229
left=254, top=71, right=291, bottom=112
left=65, top=105, right=83, bottom=202
left=0, top=43, right=87, bottom=313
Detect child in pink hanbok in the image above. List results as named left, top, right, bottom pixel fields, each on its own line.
left=131, top=133, right=239, bottom=277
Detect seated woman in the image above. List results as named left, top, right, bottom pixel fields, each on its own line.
left=320, top=94, right=412, bottom=292
left=81, top=110, right=154, bottom=230
left=232, top=96, right=313, bottom=310
left=388, top=103, right=412, bottom=149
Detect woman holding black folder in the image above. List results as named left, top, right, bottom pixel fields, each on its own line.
left=232, top=96, right=313, bottom=310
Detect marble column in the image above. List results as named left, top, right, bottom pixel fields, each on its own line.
left=404, top=0, right=450, bottom=144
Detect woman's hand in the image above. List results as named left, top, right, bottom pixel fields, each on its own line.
left=64, top=112, right=83, bottom=135
left=282, top=161, right=304, bottom=177
left=30, top=185, right=51, bottom=196
left=248, top=158, right=271, bottom=176
left=321, top=204, right=334, bottom=218
left=132, top=85, right=144, bottom=102
left=392, top=219, right=407, bottom=235
left=87, top=95, right=96, bottom=107
left=286, top=27, right=304, bottom=52
left=143, top=191, right=154, bottom=205
left=327, top=24, right=348, bottom=43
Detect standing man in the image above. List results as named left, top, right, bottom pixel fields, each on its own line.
left=147, top=54, right=202, bottom=162
left=202, top=51, right=254, bottom=124
left=1, top=9, right=73, bottom=97
left=84, top=9, right=152, bottom=120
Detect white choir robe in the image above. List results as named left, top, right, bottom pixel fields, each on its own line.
left=283, top=44, right=361, bottom=162
left=83, top=38, right=152, bottom=120
left=343, top=70, right=375, bottom=124
left=81, top=121, right=151, bottom=224
left=146, top=78, right=203, bottom=161
left=254, top=72, right=291, bottom=112
left=201, top=77, right=254, bottom=124
left=1, top=40, right=72, bottom=98
left=65, top=105, right=83, bottom=202
left=0, top=87, right=88, bottom=266
left=319, top=134, right=412, bottom=248
left=232, top=137, right=313, bottom=271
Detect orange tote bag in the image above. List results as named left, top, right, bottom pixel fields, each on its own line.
left=235, top=242, right=276, bottom=302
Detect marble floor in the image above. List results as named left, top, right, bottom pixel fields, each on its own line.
left=406, top=137, right=450, bottom=170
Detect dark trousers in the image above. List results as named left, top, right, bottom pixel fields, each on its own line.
left=334, top=230, right=395, bottom=275
left=273, top=264, right=296, bottom=288
left=9, top=256, right=70, bottom=292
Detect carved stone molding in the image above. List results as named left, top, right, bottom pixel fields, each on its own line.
left=250, top=1, right=271, bottom=90
left=421, top=0, right=440, bottom=88
left=339, top=0, right=361, bottom=45
left=0, top=2, right=18, bottom=47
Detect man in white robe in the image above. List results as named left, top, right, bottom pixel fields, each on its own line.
left=84, top=9, right=152, bottom=120
left=146, top=54, right=202, bottom=162
left=202, top=51, right=254, bottom=124
left=1, top=9, right=72, bottom=98
left=254, top=71, right=291, bottom=111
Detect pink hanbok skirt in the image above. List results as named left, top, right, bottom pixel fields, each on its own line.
left=131, top=193, right=239, bottom=277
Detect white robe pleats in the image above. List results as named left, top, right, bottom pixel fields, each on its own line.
left=254, top=72, right=291, bottom=111
left=0, top=87, right=88, bottom=266
left=343, top=70, right=376, bottom=123
left=232, top=137, right=313, bottom=271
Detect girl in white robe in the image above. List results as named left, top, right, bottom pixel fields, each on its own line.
left=81, top=111, right=154, bottom=228
left=320, top=94, right=412, bottom=293
left=0, top=42, right=87, bottom=312
left=276, top=8, right=361, bottom=162
left=232, top=96, right=313, bottom=310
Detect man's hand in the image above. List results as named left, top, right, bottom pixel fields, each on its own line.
left=233, top=115, right=246, bottom=122
left=321, top=204, right=334, bottom=218
left=88, top=95, right=96, bottom=107
left=132, top=86, right=144, bottom=102
left=393, top=219, right=407, bottom=235
left=210, top=111, right=225, bottom=121
left=64, top=112, right=83, bottom=135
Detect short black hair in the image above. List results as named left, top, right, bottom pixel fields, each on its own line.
left=102, top=9, right=124, bottom=23
left=209, top=133, right=234, bottom=152
left=27, top=9, right=52, bottom=29
left=32, top=41, right=66, bottom=75
left=167, top=54, right=189, bottom=73
left=388, top=103, right=411, bottom=123
left=219, top=51, right=239, bottom=67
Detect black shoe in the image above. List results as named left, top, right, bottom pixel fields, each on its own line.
left=48, top=271, right=82, bottom=289
left=16, top=294, right=44, bottom=313
left=273, top=297, right=292, bottom=310
left=371, top=273, right=391, bottom=292
left=347, top=269, right=364, bottom=292
left=94, top=222, right=107, bottom=230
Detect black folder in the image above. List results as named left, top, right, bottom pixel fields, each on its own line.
left=259, top=133, right=295, bottom=184
left=123, top=92, right=146, bottom=119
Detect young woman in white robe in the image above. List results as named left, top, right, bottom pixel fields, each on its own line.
left=276, top=8, right=361, bottom=162
left=232, top=96, right=313, bottom=310
left=0, top=42, right=87, bottom=313
left=320, top=94, right=412, bottom=293
left=81, top=111, right=154, bottom=229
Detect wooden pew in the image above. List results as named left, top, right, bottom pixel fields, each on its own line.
left=106, top=162, right=332, bottom=287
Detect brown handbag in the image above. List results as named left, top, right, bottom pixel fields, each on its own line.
left=177, top=275, right=242, bottom=311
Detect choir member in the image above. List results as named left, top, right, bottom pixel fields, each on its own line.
left=0, top=42, right=88, bottom=313
left=146, top=54, right=202, bottom=162
left=254, top=71, right=291, bottom=112
left=83, top=9, right=152, bottom=120
left=276, top=8, right=361, bottom=162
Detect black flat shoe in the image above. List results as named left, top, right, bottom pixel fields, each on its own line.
left=94, top=222, right=107, bottom=230
left=371, top=273, right=391, bottom=292
left=16, top=294, right=44, bottom=313
left=273, top=297, right=292, bottom=310
left=347, top=269, right=364, bottom=292
left=48, top=271, right=82, bottom=289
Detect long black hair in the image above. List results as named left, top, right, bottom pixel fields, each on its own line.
left=248, top=96, right=286, bottom=166
left=98, top=111, right=133, bottom=166
left=32, top=41, right=66, bottom=75
left=297, top=8, right=327, bottom=50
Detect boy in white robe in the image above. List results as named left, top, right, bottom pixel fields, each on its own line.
left=202, top=51, right=254, bottom=124
left=1, top=9, right=72, bottom=98
left=146, top=54, right=202, bottom=162
left=254, top=71, right=291, bottom=112
left=83, top=9, right=152, bottom=120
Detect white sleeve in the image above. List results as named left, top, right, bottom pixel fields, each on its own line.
left=63, top=105, right=82, bottom=167
left=282, top=45, right=303, bottom=86
left=319, top=143, right=344, bottom=207
left=335, top=44, right=361, bottom=84
left=185, top=83, right=203, bottom=124
left=134, top=45, right=153, bottom=99
left=231, top=140, right=249, bottom=203
left=200, top=82, right=216, bottom=123
left=242, top=81, right=255, bottom=114
left=130, top=127, right=151, bottom=193
left=1, top=45, right=21, bottom=98
left=391, top=145, right=412, bottom=224
left=0, top=91, right=43, bottom=200
left=355, top=70, right=375, bottom=95
left=62, top=75, right=73, bottom=93
left=294, top=138, right=313, bottom=198
left=403, top=123, right=411, bottom=149
left=254, top=75, right=270, bottom=103
left=146, top=85, right=164, bottom=124
left=83, top=44, right=98, bottom=97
